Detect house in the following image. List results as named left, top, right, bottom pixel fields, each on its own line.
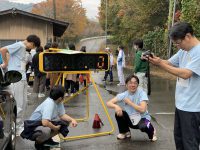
left=0, top=8, right=69, bottom=47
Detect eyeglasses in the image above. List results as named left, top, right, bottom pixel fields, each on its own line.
left=128, top=81, right=138, bottom=85
left=172, top=35, right=188, bottom=45
left=172, top=39, right=183, bottom=45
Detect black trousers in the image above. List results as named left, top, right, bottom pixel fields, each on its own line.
left=174, top=108, right=200, bottom=150
left=104, top=67, right=113, bottom=81
left=26, top=73, right=30, bottom=83
left=65, top=80, right=76, bottom=93
left=115, top=111, right=154, bottom=139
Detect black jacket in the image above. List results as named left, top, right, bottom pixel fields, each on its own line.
left=32, top=52, right=46, bottom=77
left=21, top=120, right=69, bottom=141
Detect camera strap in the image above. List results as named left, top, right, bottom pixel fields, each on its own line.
left=147, top=55, right=151, bottom=95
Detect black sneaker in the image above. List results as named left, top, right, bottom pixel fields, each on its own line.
left=35, top=142, right=50, bottom=150
left=102, top=79, right=106, bottom=81
left=43, top=138, right=59, bottom=147
left=46, top=86, right=50, bottom=91
left=34, top=142, right=42, bottom=150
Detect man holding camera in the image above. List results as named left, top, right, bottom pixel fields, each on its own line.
left=147, top=22, right=200, bottom=150
left=133, top=39, right=148, bottom=93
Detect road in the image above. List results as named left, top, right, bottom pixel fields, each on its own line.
left=78, top=36, right=105, bottom=52
left=16, top=37, right=176, bottom=150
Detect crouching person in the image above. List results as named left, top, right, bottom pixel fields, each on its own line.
left=107, top=75, right=157, bottom=141
left=21, top=85, right=77, bottom=150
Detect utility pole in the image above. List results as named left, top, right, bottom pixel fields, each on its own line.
left=105, top=0, right=108, bottom=48
left=53, top=0, right=56, bottom=19
left=168, top=0, right=177, bottom=58
left=53, top=0, right=56, bottom=42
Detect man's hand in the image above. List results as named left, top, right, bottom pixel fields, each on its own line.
left=0, top=63, right=7, bottom=69
left=115, top=105, right=123, bottom=116
left=142, top=53, right=162, bottom=66
left=70, top=119, right=78, bottom=127
left=148, top=55, right=162, bottom=66
left=54, top=125, right=61, bottom=131
left=124, top=98, right=132, bottom=105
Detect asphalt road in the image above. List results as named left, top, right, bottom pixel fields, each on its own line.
left=16, top=37, right=177, bottom=150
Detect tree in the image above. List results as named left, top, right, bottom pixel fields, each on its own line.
left=32, top=0, right=87, bottom=41
left=181, top=0, right=200, bottom=37
left=99, top=0, right=168, bottom=46
left=81, top=20, right=104, bottom=38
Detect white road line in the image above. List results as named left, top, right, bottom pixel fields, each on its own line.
left=154, top=112, right=175, bottom=115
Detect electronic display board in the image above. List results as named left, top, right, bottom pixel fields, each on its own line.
left=39, top=52, right=109, bottom=72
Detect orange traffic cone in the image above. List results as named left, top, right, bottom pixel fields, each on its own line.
left=92, top=114, right=104, bottom=129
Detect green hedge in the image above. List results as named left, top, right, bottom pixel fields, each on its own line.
left=143, top=27, right=168, bottom=58
left=181, top=0, right=200, bottom=38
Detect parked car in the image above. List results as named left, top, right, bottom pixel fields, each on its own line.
left=0, top=68, right=22, bottom=150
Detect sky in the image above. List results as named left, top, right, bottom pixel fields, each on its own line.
left=8, top=0, right=100, bottom=19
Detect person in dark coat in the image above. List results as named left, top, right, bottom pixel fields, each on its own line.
left=32, top=46, right=46, bottom=98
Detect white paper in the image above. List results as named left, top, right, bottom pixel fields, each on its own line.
left=129, top=112, right=141, bottom=125
left=177, top=77, right=189, bottom=87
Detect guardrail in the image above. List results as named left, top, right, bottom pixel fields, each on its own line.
left=80, top=36, right=112, bottom=42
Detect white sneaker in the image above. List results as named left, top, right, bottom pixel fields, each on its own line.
left=117, top=131, right=131, bottom=140
left=70, top=93, right=74, bottom=96
left=38, top=93, right=45, bottom=98
left=65, top=93, right=69, bottom=97
left=151, top=129, right=157, bottom=142
left=16, top=127, right=23, bottom=136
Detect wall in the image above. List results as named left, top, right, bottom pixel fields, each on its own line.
left=0, top=14, right=53, bottom=46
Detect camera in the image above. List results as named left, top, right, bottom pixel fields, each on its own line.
left=142, top=50, right=153, bottom=58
